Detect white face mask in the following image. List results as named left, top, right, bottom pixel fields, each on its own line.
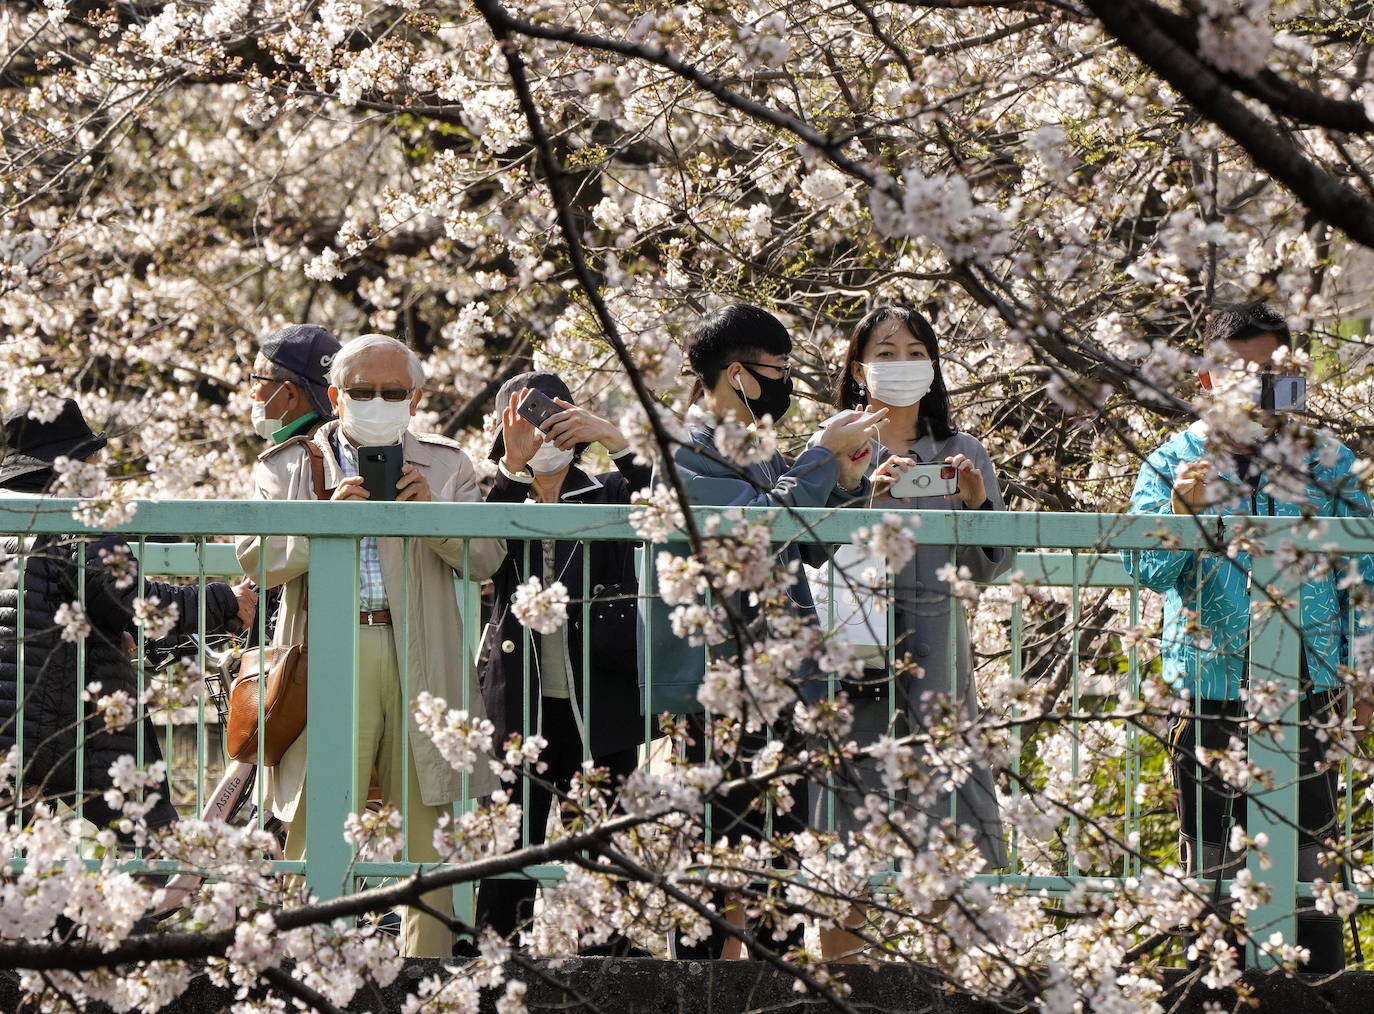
left=863, top=360, right=935, bottom=407
left=340, top=394, right=411, bottom=446
left=527, top=440, right=574, bottom=475
left=250, top=401, right=283, bottom=440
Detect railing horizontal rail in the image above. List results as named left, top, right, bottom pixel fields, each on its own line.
left=138, top=542, right=1132, bottom=588
left=3, top=498, right=1372, bottom=552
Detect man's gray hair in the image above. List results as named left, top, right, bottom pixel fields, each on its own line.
left=328, top=334, right=425, bottom=389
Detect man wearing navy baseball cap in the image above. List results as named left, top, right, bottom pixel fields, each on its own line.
left=248, top=324, right=342, bottom=444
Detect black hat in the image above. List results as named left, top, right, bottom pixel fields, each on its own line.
left=488, top=371, right=576, bottom=462
left=259, top=324, right=342, bottom=419
left=1, top=399, right=107, bottom=486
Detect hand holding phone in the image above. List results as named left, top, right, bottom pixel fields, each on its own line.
left=888, top=462, right=958, bottom=499
left=358, top=444, right=404, bottom=501
left=516, top=388, right=562, bottom=431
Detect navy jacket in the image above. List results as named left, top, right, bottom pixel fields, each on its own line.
left=479, top=456, right=652, bottom=755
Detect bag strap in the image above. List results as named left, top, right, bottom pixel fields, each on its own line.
left=298, top=439, right=333, bottom=620
left=301, top=439, right=331, bottom=501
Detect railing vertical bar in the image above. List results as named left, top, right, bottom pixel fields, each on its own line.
left=1344, top=595, right=1354, bottom=856
left=1126, top=575, right=1141, bottom=879
left=521, top=538, right=532, bottom=850
left=826, top=543, right=837, bottom=835
left=703, top=583, right=713, bottom=846
left=1245, top=527, right=1301, bottom=964
left=196, top=537, right=208, bottom=817
left=75, top=537, right=86, bottom=828
left=400, top=538, right=411, bottom=869
left=461, top=538, right=474, bottom=799
left=642, top=547, right=653, bottom=758
left=135, top=537, right=147, bottom=809
left=455, top=538, right=476, bottom=929
left=14, top=542, right=24, bottom=815
left=1192, top=546, right=1204, bottom=909
left=256, top=540, right=268, bottom=829
left=581, top=539, right=591, bottom=767
left=947, top=543, right=958, bottom=832
left=1068, top=549, right=1080, bottom=877
left=1009, top=595, right=1022, bottom=874
left=305, top=536, right=360, bottom=904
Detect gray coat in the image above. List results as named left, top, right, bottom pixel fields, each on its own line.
left=817, top=431, right=1010, bottom=867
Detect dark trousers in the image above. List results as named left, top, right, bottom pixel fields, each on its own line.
left=667, top=712, right=807, bottom=959
left=1167, top=692, right=1345, bottom=971
left=1168, top=694, right=1339, bottom=858
left=475, top=696, right=637, bottom=939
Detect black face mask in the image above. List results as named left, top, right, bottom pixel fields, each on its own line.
left=734, top=364, right=793, bottom=422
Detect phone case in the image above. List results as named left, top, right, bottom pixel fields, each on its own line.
left=358, top=445, right=405, bottom=501
left=1260, top=375, right=1306, bottom=412
left=517, top=389, right=560, bottom=429
left=890, top=464, right=958, bottom=498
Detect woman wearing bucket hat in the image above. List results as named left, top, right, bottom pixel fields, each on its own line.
left=0, top=398, right=254, bottom=834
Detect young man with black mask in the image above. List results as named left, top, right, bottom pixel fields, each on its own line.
left=1126, top=300, right=1374, bottom=972
left=640, top=303, right=882, bottom=959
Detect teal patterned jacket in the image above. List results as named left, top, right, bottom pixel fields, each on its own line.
left=1125, top=422, right=1374, bottom=700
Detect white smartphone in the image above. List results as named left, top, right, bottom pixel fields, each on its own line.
left=1259, top=375, right=1306, bottom=412
left=889, top=462, right=958, bottom=498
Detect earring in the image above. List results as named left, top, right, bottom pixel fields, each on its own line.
left=858, top=382, right=867, bottom=397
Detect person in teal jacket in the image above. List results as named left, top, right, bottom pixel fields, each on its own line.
left=1125, top=301, right=1373, bottom=971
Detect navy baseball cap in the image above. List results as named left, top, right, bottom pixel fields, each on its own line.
left=258, top=324, right=342, bottom=419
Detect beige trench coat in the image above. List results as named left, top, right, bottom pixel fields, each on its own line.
left=236, top=420, right=503, bottom=820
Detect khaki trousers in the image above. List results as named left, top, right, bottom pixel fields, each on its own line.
left=285, top=625, right=454, bottom=957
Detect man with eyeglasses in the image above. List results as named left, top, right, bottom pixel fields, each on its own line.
left=640, top=303, right=882, bottom=959
left=247, top=324, right=341, bottom=444
left=237, top=333, right=504, bottom=957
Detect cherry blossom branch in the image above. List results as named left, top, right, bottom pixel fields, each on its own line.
left=1137, top=3, right=1374, bottom=134
left=583, top=844, right=865, bottom=1014
left=0, top=809, right=651, bottom=971
left=471, top=0, right=707, bottom=554
left=261, top=965, right=346, bottom=1014
left=1082, top=0, right=1374, bottom=250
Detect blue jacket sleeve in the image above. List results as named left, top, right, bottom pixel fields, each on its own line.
left=676, top=444, right=840, bottom=509
left=1326, top=443, right=1374, bottom=645
left=1123, top=443, right=1194, bottom=593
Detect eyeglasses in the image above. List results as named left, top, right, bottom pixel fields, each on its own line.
left=739, top=360, right=793, bottom=380
left=343, top=387, right=414, bottom=402
left=250, top=373, right=291, bottom=386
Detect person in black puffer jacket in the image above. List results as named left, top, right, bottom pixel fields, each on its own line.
left=0, top=399, right=254, bottom=834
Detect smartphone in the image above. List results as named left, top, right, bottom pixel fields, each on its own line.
left=889, top=462, right=958, bottom=498
left=358, top=444, right=404, bottom=501
left=516, top=388, right=561, bottom=430
left=1259, top=374, right=1306, bottom=412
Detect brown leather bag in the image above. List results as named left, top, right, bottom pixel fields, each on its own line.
left=226, top=643, right=308, bottom=765
left=225, top=440, right=329, bottom=766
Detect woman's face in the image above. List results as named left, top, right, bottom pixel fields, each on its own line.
left=851, top=318, right=930, bottom=387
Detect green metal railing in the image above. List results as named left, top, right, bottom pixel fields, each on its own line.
left=1, top=497, right=1369, bottom=965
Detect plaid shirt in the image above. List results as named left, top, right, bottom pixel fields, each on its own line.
left=335, top=438, right=389, bottom=611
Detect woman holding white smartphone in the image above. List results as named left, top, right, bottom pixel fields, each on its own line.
left=814, top=306, right=1010, bottom=961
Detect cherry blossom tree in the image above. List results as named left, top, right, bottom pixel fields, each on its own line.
left=3, top=1, right=1374, bottom=1010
